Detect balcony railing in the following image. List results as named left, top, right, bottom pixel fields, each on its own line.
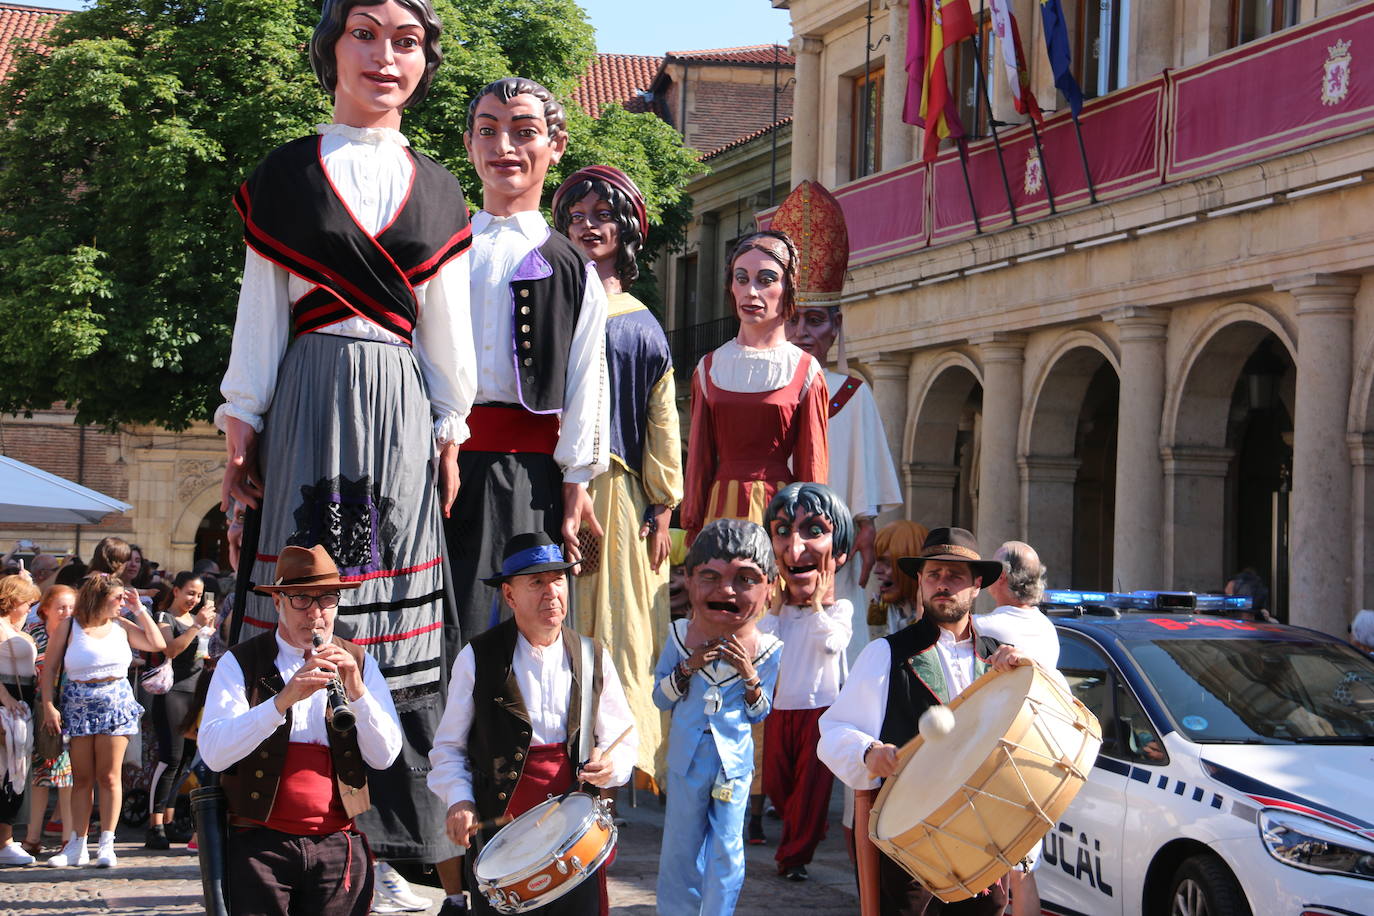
left=760, top=2, right=1374, bottom=267
left=668, top=316, right=736, bottom=374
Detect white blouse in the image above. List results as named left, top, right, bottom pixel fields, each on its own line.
left=756, top=599, right=853, bottom=709
left=216, top=124, right=476, bottom=447
left=702, top=338, right=821, bottom=393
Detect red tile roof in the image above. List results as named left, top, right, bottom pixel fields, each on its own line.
left=703, top=116, right=792, bottom=160
left=666, top=44, right=794, bottom=66
left=572, top=52, right=662, bottom=119
left=0, top=3, right=65, bottom=81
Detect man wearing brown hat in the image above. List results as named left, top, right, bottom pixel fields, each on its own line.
left=818, top=527, right=1028, bottom=915
left=200, top=545, right=402, bottom=916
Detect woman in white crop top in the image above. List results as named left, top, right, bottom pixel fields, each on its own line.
left=38, top=575, right=164, bottom=868
left=0, top=574, right=42, bottom=865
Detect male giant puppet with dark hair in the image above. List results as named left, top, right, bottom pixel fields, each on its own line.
left=552, top=166, right=683, bottom=788
left=216, top=0, right=472, bottom=900
left=445, top=78, right=610, bottom=647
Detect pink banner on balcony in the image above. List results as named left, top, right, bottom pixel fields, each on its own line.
left=1167, top=4, right=1374, bottom=182
left=930, top=76, right=1166, bottom=245
left=757, top=162, right=929, bottom=268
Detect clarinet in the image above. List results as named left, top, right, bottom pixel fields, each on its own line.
left=311, top=633, right=356, bottom=733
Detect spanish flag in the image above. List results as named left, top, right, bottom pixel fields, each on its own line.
left=904, top=0, right=976, bottom=162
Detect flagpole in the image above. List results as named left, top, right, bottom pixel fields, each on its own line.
left=1071, top=109, right=1097, bottom=203
left=956, top=137, right=982, bottom=234
left=971, top=0, right=1017, bottom=224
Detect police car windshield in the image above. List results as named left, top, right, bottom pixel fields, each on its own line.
left=1123, top=637, right=1374, bottom=744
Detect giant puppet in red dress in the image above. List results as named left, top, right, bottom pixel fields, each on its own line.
left=682, top=231, right=829, bottom=545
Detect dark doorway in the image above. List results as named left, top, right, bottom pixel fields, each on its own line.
left=1072, top=364, right=1119, bottom=589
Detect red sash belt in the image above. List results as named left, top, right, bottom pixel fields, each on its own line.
left=465, top=405, right=560, bottom=455
left=256, top=742, right=352, bottom=836
left=505, top=744, right=574, bottom=819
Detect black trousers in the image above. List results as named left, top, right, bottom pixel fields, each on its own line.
left=878, top=853, right=1008, bottom=916
left=227, top=826, right=374, bottom=916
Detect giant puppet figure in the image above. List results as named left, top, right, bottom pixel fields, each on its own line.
left=445, top=77, right=610, bottom=647
left=552, top=166, right=683, bottom=782
left=682, top=231, right=829, bottom=544
left=777, top=181, right=902, bottom=662
left=217, top=0, right=472, bottom=873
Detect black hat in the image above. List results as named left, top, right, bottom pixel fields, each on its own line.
left=481, top=532, right=576, bottom=587
left=896, top=527, right=1004, bottom=586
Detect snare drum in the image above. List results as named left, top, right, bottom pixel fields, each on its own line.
left=870, top=664, right=1101, bottom=902
left=473, top=792, right=617, bottom=914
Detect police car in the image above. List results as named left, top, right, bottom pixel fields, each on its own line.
left=1034, top=590, right=1374, bottom=916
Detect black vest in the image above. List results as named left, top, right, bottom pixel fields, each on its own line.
left=878, top=617, right=1003, bottom=749
left=467, top=619, right=603, bottom=821
left=220, top=632, right=370, bottom=823
left=505, top=231, right=591, bottom=414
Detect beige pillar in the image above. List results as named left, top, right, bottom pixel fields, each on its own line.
left=1020, top=455, right=1080, bottom=588
left=1163, top=446, right=1233, bottom=592
left=1349, top=433, right=1374, bottom=613
left=973, top=334, right=1025, bottom=553
left=880, top=0, right=916, bottom=171
left=1279, top=273, right=1360, bottom=635
left=1106, top=306, right=1169, bottom=591
left=789, top=36, right=823, bottom=186
left=696, top=212, right=720, bottom=320
left=907, top=463, right=961, bottom=527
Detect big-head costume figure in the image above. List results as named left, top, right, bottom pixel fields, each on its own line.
left=776, top=181, right=902, bottom=662
left=552, top=165, right=683, bottom=782
left=216, top=0, right=473, bottom=871
left=446, top=77, right=610, bottom=648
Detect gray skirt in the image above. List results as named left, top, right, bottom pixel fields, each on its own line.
left=243, top=331, right=456, bottom=862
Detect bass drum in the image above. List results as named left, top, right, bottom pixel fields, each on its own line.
left=870, top=663, right=1101, bottom=901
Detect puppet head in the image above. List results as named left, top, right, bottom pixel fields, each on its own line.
left=765, top=482, right=854, bottom=606
left=723, top=230, right=799, bottom=325
left=685, top=519, right=776, bottom=636
left=873, top=520, right=928, bottom=607
left=552, top=165, right=646, bottom=285
left=310, top=0, right=444, bottom=110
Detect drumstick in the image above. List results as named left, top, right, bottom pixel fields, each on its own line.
left=475, top=813, right=511, bottom=833
left=535, top=726, right=635, bottom=828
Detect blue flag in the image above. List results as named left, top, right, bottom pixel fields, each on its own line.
left=1039, top=0, right=1084, bottom=116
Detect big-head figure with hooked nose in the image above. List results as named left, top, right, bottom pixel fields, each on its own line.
left=652, top=519, right=785, bottom=915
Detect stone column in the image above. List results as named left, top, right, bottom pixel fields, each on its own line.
left=1162, top=446, right=1233, bottom=592
left=1020, top=455, right=1080, bottom=587
left=1348, top=433, right=1374, bottom=614
left=1278, top=273, right=1360, bottom=635
left=906, top=463, right=961, bottom=527
left=1105, top=306, right=1169, bottom=591
left=789, top=36, right=823, bottom=186
left=972, top=334, right=1026, bottom=554
left=695, top=212, right=720, bottom=320
left=880, top=0, right=916, bottom=171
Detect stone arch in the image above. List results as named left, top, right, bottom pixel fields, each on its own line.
left=170, top=481, right=224, bottom=572
left=1018, top=332, right=1121, bottom=589
left=1162, top=303, right=1297, bottom=598
left=905, top=351, right=983, bottom=528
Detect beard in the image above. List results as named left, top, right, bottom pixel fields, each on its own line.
left=922, top=590, right=974, bottom=625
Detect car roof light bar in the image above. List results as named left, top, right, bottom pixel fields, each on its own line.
left=1042, top=589, right=1254, bottom=612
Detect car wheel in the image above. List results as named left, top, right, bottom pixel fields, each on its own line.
left=1168, top=854, right=1250, bottom=916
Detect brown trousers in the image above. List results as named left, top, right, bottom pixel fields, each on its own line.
left=227, top=826, right=374, bottom=916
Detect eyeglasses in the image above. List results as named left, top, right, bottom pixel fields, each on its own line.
left=284, top=593, right=341, bottom=611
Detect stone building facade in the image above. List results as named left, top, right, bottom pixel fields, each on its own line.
left=772, top=0, right=1374, bottom=634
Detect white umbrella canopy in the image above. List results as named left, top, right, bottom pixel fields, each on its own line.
left=0, top=455, right=132, bottom=525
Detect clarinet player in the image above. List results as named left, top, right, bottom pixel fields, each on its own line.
left=199, top=545, right=402, bottom=916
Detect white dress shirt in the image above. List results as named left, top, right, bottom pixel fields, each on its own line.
left=974, top=604, right=1061, bottom=669
left=756, top=599, right=852, bottom=709
left=818, top=623, right=978, bottom=791
left=198, top=630, right=402, bottom=773
left=702, top=338, right=821, bottom=393
left=468, top=210, right=610, bottom=483
left=217, top=123, right=476, bottom=446
left=427, top=631, right=638, bottom=810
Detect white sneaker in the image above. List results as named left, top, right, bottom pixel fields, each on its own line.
left=372, top=861, right=431, bottom=912
left=48, top=835, right=88, bottom=867
left=94, top=835, right=117, bottom=868
left=0, top=840, right=35, bottom=866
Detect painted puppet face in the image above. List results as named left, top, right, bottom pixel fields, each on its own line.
left=331, top=1, right=427, bottom=128
left=686, top=557, right=769, bottom=633
left=564, top=194, right=620, bottom=267
left=465, top=92, right=567, bottom=213
left=769, top=509, right=846, bottom=606
left=786, top=306, right=840, bottom=361
left=731, top=248, right=787, bottom=329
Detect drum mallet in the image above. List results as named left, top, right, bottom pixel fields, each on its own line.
left=535, top=725, right=634, bottom=828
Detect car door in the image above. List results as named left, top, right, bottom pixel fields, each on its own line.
left=1040, top=632, right=1129, bottom=916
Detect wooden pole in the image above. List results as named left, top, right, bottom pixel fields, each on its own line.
left=854, top=788, right=883, bottom=916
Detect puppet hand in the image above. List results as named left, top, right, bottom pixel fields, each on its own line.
left=221, top=417, right=263, bottom=511
left=561, top=483, right=602, bottom=564
left=438, top=442, right=460, bottom=518
left=855, top=518, right=877, bottom=588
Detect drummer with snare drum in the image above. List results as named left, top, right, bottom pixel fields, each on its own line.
left=428, top=532, right=638, bottom=915
left=817, top=527, right=1028, bottom=915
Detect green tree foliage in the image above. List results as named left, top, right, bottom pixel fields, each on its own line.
left=0, top=0, right=699, bottom=429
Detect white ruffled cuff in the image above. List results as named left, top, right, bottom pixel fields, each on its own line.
left=433, top=413, right=470, bottom=449
left=214, top=402, right=264, bottom=435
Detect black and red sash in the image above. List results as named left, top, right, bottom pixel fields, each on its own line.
left=233, top=135, right=472, bottom=345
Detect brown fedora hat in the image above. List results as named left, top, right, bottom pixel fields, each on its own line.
left=253, top=544, right=361, bottom=595
left=896, top=527, right=1004, bottom=585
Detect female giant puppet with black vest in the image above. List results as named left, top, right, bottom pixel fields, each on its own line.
left=215, top=0, right=474, bottom=882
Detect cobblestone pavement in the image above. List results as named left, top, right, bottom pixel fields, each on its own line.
left=0, top=789, right=858, bottom=914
